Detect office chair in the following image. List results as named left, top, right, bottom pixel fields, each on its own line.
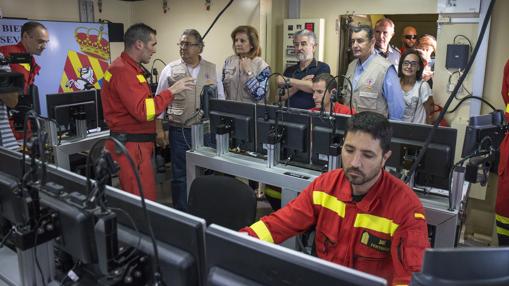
left=188, top=175, right=257, bottom=230
left=410, top=247, right=509, bottom=286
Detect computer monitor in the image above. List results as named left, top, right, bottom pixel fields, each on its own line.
left=0, top=148, right=207, bottom=286
left=310, top=113, right=350, bottom=170
left=411, top=247, right=509, bottom=286
left=46, top=89, right=101, bottom=135
left=386, top=121, right=457, bottom=190
left=205, top=224, right=387, bottom=286
left=208, top=99, right=256, bottom=152
left=256, top=104, right=311, bottom=166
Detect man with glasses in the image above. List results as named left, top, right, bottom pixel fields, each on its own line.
left=155, top=29, right=224, bottom=211
left=374, top=18, right=400, bottom=68
left=400, top=26, right=418, bottom=53
left=343, top=25, right=404, bottom=120
left=102, top=23, right=195, bottom=202
left=279, top=29, right=330, bottom=110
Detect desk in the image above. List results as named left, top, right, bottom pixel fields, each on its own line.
left=52, top=130, right=109, bottom=170
left=186, top=147, right=462, bottom=248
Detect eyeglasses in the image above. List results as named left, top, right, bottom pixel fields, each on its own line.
left=404, top=35, right=418, bottom=40
left=402, top=60, right=419, bottom=67
left=177, top=42, right=200, bottom=48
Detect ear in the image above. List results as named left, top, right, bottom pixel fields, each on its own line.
left=382, top=150, right=392, bottom=166
left=134, top=39, right=144, bottom=50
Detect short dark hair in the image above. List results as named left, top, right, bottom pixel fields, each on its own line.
left=231, top=25, right=261, bottom=59
left=182, top=29, right=204, bottom=52
left=312, top=73, right=337, bottom=92
left=345, top=111, right=392, bottom=153
left=21, top=21, right=47, bottom=37
left=351, top=25, right=373, bottom=40
left=124, top=23, right=156, bottom=49
left=398, top=49, right=425, bottom=80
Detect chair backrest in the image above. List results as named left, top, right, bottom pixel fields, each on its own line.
left=188, top=175, right=257, bottom=230
left=410, top=247, right=509, bottom=286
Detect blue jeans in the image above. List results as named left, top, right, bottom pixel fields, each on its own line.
left=169, top=126, right=192, bottom=211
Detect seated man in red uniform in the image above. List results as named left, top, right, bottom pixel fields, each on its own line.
left=310, top=73, right=354, bottom=115
left=496, top=58, right=509, bottom=246
left=241, top=111, right=429, bottom=286
left=101, top=23, right=195, bottom=201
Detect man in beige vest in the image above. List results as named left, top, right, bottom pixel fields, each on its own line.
left=155, top=29, right=223, bottom=211
left=344, top=25, right=404, bottom=120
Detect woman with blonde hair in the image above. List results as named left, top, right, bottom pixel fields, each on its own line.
left=222, top=25, right=271, bottom=102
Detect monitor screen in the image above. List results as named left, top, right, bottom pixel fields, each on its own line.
left=256, top=105, right=311, bottom=166
left=205, top=224, right=387, bottom=286
left=208, top=99, right=256, bottom=152
left=386, top=121, right=457, bottom=190
left=46, top=89, right=101, bottom=135
left=0, top=148, right=206, bottom=286
left=310, top=113, right=350, bottom=170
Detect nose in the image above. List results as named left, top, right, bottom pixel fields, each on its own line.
left=350, top=152, right=362, bottom=167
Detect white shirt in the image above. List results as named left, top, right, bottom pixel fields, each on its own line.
left=401, top=80, right=432, bottom=124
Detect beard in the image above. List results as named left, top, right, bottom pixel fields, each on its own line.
left=296, top=52, right=312, bottom=62
left=344, top=166, right=380, bottom=186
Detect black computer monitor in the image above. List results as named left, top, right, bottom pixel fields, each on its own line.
left=310, top=113, right=351, bottom=170
left=0, top=148, right=207, bottom=286
left=256, top=104, right=311, bottom=166
left=205, top=224, right=387, bottom=286
left=411, top=247, right=509, bottom=286
left=46, top=89, right=101, bottom=135
left=387, top=121, right=457, bottom=190
left=208, top=99, right=256, bottom=152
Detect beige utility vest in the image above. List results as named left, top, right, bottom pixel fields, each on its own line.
left=344, top=55, right=391, bottom=117
left=166, top=59, right=217, bottom=127
left=223, top=55, right=269, bottom=103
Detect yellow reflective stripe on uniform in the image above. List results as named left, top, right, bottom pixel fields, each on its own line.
left=145, top=98, right=155, bottom=121
left=496, top=214, right=509, bottom=225
left=312, top=191, right=346, bottom=218
left=137, top=74, right=147, bottom=83
left=250, top=221, right=274, bottom=243
left=354, top=214, right=399, bottom=236
left=414, top=213, right=425, bottom=220
left=496, top=226, right=509, bottom=237
left=104, top=71, right=112, bottom=82
left=20, top=63, right=30, bottom=72
left=506, top=103, right=509, bottom=113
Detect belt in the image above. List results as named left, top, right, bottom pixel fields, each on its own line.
left=110, top=132, right=156, bottom=143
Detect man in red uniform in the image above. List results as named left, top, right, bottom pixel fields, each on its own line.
left=495, top=58, right=509, bottom=246
left=0, top=21, right=49, bottom=138
left=309, top=73, right=354, bottom=115
left=241, top=111, right=429, bottom=285
left=101, top=23, right=194, bottom=201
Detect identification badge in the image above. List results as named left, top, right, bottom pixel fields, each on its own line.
left=360, top=231, right=391, bottom=252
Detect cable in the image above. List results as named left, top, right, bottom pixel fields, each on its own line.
left=150, top=58, right=167, bottom=84
left=202, top=0, right=235, bottom=39
left=84, top=136, right=165, bottom=285
left=447, top=95, right=498, bottom=114
left=453, top=34, right=473, bottom=53
left=403, top=0, right=496, bottom=188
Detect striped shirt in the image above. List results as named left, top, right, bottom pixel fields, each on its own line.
left=0, top=52, right=19, bottom=150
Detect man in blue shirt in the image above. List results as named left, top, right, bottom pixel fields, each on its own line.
left=344, top=25, right=404, bottom=120
left=279, top=29, right=330, bottom=109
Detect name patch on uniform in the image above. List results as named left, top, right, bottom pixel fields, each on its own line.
left=360, top=231, right=391, bottom=252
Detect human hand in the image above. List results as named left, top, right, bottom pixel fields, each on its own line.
left=168, top=76, right=195, bottom=99
left=156, top=129, right=168, bottom=147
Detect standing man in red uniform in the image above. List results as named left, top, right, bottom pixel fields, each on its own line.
left=0, top=21, right=49, bottom=138
left=496, top=58, right=509, bottom=246
left=241, top=111, right=429, bottom=285
left=101, top=23, right=194, bottom=201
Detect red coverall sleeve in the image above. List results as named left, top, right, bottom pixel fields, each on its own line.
left=109, top=70, right=174, bottom=122
left=503, top=59, right=509, bottom=106
left=240, top=179, right=321, bottom=244
left=389, top=203, right=430, bottom=286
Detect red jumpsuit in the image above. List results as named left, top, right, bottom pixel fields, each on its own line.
left=241, top=169, right=429, bottom=286
left=101, top=52, right=174, bottom=201
left=309, top=102, right=355, bottom=115
left=495, top=59, right=509, bottom=245
left=0, top=42, right=40, bottom=139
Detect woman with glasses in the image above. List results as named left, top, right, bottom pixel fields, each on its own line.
left=222, top=25, right=271, bottom=102
left=398, top=49, right=433, bottom=124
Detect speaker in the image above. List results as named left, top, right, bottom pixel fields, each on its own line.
left=108, top=22, right=124, bottom=42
